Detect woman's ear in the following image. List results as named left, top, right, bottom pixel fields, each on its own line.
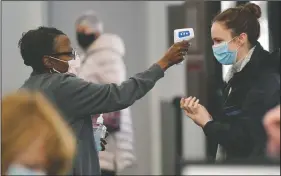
left=238, top=33, right=248, bottom=46
left=42, top=56, right=53, bottom=69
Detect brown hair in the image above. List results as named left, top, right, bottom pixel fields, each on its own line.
left=2, top=91, right=76, bottom=175
left=213, top=3, right=261, bottom=46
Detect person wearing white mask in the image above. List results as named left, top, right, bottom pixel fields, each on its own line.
left=75, top=11, right=135, bottom=176
left=18, top=25, right=191, bottom=175
left=180, top=3, right=280, bottom=162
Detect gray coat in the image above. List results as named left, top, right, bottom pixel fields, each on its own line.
left=20, top=64, right=164, bottom=175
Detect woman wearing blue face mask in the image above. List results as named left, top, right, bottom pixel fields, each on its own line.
left=2, top=91, right=76, bottom=175
left=181, top=3, right=280, bottom=161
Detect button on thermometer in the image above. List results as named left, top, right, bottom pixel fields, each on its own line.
left=174, top=28, right=195, bottom=64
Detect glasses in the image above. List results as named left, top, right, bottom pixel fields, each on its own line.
left=49, top=50, right=78, bottom=60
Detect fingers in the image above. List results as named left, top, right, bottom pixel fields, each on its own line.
left=101, top=143, right=105, bottom=151
left=181, top=98, right=192, bottom=117
left=177, top=44, right=190, bottom=55
left=181, top=96, right=200, bottom=114
left=177, top=51, right=187, bottom=57
left=184, top=97, right=193, bottom=113
left=172, top=41, right=190, bottom=52
left=180, top=45, right=190, bottom=51
left=176, top=40, right=191, bottom=47
left=100, top=138, right=107, bottom=151
left=105, top=131, right=109, bottom=139
left=194, top=99, right=199, bottom=109
left=176, top=43, right=191, bottom=61
left=188, top=97, right=199, bottom=113
left=180, top=98, right=185, bottom=108
left=178, top=42, right=191, bottom=55
left=188, top=97, right=196, bottom=107
left=101, top=138, right=107, bottom=145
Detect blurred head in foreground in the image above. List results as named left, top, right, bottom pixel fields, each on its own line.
left=264, top=105, right=280, bottom=159
left=2, top=91, right=76, bottom=175
left=75, top=11, right=104, bottom=50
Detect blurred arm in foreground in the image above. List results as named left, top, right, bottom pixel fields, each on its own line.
left=263, top=105, right=280, bottom=159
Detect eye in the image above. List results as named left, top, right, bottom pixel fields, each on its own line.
left=213, top=39, right=223, bottom=45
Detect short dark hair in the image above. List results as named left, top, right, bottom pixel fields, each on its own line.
left=18, top=26, right=65, bottom=72
left=213, top=3, right=261, bottom=46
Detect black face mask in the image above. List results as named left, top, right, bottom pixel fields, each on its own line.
left=76, top=32, right=96, bottom=50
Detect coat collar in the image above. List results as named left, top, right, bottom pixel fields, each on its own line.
left=225, top=46, right=256, bottom=83
left=228, top=42, right=272, bottom=86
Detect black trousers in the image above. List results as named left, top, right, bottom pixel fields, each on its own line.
left=101, top=169, right=116, bottom=176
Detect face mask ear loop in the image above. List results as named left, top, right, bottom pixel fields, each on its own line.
left=48, top=56, right=68, bottom=63
left=227, top=36, right=242, bottom=63
left=227, top=36, right=238, bottom=45
left=47, top=56, right=69, bottom=73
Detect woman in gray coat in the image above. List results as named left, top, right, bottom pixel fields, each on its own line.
left=18, top=26, right=190, bottom=175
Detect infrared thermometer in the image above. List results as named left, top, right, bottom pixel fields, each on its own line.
left=174, top=28, right=195, bottom=43
left=174, top=28, right=195, bottom=64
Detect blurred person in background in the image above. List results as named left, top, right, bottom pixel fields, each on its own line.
left=2, top=91, right=76, bottom=175
left=18, top=26, right=190, bottom=175
left=75, top=12, right=135, bottom=176
left=180, top=3, right=280, bottom=161
left=263, top=105, right=280, bottom=159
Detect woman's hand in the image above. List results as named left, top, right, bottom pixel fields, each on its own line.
left=180, top=96, right=212, bottom=127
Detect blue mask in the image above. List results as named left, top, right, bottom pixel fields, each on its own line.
left=6, top=164, right=46, bottom=175
left=212, top=40, right=238, bottom=65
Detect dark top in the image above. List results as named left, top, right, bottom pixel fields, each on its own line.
left=21, top=64, right=164, bottom=175
left=203, top=42, right=280, bottom=161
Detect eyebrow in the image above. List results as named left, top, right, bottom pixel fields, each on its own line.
left=212, top=37, right=224, bottom=41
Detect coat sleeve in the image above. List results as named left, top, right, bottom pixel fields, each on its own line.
left=54, top=64, right=164, bottom=123
left=203, top=73, right=280, bottom=152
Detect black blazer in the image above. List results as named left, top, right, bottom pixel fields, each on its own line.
left=204, top=42, right=280, bottom=161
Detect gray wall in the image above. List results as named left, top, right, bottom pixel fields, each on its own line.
left=2, top=1, right=48, bottom=95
